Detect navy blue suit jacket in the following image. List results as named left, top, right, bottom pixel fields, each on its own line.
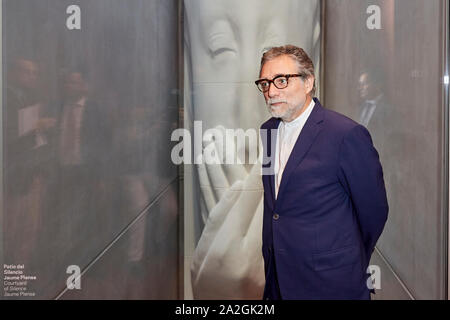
left=260, top=98, right=388, bottom=299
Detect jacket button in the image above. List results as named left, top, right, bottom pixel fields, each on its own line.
left=273, top=213, right=279, bottom=220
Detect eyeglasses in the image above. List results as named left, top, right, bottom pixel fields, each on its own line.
left=255, top=74, right=303, bottom=92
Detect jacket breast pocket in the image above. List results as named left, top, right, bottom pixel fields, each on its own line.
left=312, top=245, right=359, bottom=272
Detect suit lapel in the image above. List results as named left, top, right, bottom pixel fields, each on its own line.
left=275, top=99, right=324, bottom=205
left=261, top=117, right=281, bottom=211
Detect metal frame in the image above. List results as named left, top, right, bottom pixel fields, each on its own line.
left=177, top=0, right=184, bottom=301
left=0, top=0, right=3, bottom=274
left=444, top=0, right=450, bottom=301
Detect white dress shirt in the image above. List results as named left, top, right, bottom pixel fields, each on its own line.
left=275, top=99, right=315, bottom=198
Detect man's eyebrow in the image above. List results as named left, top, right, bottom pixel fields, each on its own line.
left=259, top=74, right=286, bottom=80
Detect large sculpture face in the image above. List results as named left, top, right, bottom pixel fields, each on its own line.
left=185, top=0, right=320, bottom=131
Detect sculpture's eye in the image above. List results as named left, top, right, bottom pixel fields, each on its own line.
left=207, top=21, right=237, bottom=60
left=209, top=46, right=236, bottom=58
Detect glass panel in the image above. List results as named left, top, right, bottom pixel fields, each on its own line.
left=324, top=0, right=446, bottom=299
left=2, top=0, right=179, bottom=299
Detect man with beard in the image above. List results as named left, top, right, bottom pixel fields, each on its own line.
left=256, top=45, right=388, bottom=299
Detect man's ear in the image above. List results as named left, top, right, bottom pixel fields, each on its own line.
left=305, top=76, right=314, bottom=95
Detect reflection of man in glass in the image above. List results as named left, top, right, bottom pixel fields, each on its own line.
left=358, top=71, right=385, bottom=128
left=4, top=58, right=53, bottom=266
left=54, top=69, right=112, bottom=260
left=357, top=69, right=391, bottom=156
left=184, top=0, right=321, bottom=299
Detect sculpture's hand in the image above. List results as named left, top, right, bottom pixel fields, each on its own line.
left=191, top=126, right=265, bottom=299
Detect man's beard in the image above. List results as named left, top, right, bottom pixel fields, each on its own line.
left=266, top=98, right=299, bottom=122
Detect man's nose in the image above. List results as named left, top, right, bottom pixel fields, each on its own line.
left=267, top=82, right=280, bottom=98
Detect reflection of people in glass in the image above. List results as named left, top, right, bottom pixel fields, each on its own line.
left=185, top=0, right=321, bottom=299
left=357, top=69, right=393, bottom=160
left=358, top=70, right=386, bottom=129
left=4, top=58, right=54, bottom=266
left=53, top=69, right=112, bottom=258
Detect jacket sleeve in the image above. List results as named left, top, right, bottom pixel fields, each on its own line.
left=338, top=124, right=389, bottom=268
